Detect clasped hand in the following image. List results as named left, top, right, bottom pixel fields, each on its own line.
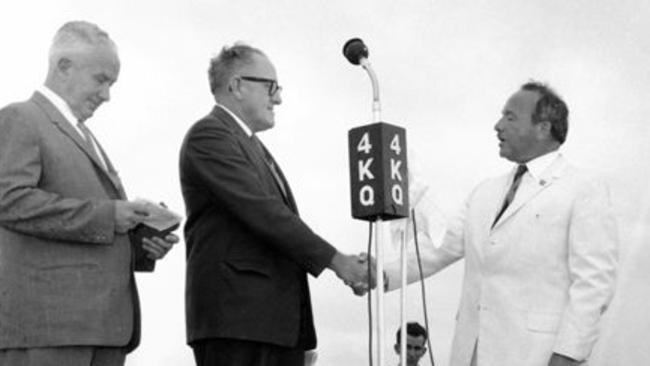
left=330, top=252, right=377, bottom=296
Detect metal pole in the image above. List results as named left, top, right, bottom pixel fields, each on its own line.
left=360, top=59, right=381, bottom=123
left=400, top=224, right=408, bottom=366
left=361, top=55, right=385, bottom=366
left=374, top=219, right=385, bottom=366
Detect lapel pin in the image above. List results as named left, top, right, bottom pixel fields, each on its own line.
left=539, top=179, right=547, bottom=186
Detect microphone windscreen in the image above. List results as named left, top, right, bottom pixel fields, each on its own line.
left=343, top=38, right=369, bottom=65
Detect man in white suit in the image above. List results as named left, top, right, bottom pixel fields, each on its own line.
left=384, top=82, right=618, bottom=366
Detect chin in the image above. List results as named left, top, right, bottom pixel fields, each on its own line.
left=499, top=148, right=514, bottom=160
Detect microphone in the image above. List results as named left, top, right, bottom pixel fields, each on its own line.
left=343, top=38, right=369, bottom=65
left=342, top=38, right=380, bottom=121
left=343, top=37, right=409, bottom=221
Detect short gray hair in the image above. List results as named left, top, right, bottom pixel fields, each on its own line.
left=49, top=21, right=116, bottom=65
left=208, top=43, right=265, bottom=94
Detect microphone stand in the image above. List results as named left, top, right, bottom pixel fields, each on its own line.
left=361, top=58, right=404, bottom=366
left=346, top=39, right=408, bottom=366
left=358, top=58, right=386, bottom=366
left=360, top=58, right=381, bottom=123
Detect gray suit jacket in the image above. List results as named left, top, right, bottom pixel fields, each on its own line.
left=0, top=92, right=146, bottom=351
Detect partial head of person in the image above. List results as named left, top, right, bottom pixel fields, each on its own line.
left=394, top=322, right=428, bottom=366
left=45, top=20, right=120, bottom=123
left=495, top=81, right=568, bottom=164
left=208, top=43, right=282, bottom=133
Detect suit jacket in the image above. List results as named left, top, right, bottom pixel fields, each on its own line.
left=0, top=92, right=148, bottom=352
left=179, top=105, right=337, bottom=349
left=386, top=155, right=618, bottom=366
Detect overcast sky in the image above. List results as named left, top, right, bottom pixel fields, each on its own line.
left=1, top=1, right=649, bottom=365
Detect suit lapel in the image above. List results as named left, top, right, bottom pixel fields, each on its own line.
left=93, top=139, right=126, bottom=197
left=256, top=141, right=297, bottom=212
left=31, top=92, right=124, bottom=195
left=492, top=156, right=568, bottom=230
left=211, top=106, right=297, bottom=212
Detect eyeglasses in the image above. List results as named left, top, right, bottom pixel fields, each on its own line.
left=239, top=75, right=282, bottom=96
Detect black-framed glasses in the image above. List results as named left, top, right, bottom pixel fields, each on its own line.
left=239, top=75, right=282, bottom=96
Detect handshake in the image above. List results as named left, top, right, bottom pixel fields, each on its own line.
left=329, top=252, right=378, bottom=296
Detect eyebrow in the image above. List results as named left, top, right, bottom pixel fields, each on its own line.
left=96, top=73, right=117, bottom=84
left=502, top=110, right=517, bottom=118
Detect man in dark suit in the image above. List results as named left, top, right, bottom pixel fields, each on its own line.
left=179, top=43, right=370, bottom=366
left=0, top=21, right=177, bottom=366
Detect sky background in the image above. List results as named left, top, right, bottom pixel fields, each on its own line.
left=1, top=0, right=649, bottom=365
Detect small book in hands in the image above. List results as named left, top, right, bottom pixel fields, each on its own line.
left=131, top=200, right=182, bottom=272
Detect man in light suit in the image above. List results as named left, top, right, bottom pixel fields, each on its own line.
left=0, top=21, right=177, bottom=366
left=179, top=43, right=371, bottom=366
left=384, top=82, right=618, bottom=366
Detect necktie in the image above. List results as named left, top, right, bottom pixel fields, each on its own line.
left=251, top=135, right=289, bottom=200
left=492, top=164, right=528, bottom=227
left=77, top=121, right=105, bottom=169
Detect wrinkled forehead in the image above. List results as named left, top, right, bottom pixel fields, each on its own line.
left=503, top=89, right=539, bottom=116
left=238, top=53, right=277, bottom=78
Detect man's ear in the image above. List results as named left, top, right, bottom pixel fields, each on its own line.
left=56, top=57, right=73, bottom=74
left=229, top=76, right=243, bottom=99
left=536, top=120, right=552, bottom=139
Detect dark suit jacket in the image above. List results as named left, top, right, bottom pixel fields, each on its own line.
left=0, top=92, right=149, bottom=352
left=179, top=105, right=337, bottom=349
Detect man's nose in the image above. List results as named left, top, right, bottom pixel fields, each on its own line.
left=99, top=85, right=111, bottom=102
left=272, top=89, right=282, bottom=105
left=494, top=118, right=503, bottom=132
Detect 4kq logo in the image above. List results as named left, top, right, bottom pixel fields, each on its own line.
left=348, top=122, right=409, bottom=221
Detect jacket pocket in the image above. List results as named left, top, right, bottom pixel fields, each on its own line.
left=526, top=311, right=561, bottom=333
left=222, top=259, right=272, bottom=278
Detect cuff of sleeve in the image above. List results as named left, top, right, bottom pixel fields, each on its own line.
left=308, top=243, right=338, bottom=277
left=80, top=199, right=116, bottom=244
left=552, top=326, right=593, bottom=362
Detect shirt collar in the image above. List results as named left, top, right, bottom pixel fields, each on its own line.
left=216, top=103, right=253, bottom=137
left=522, top=150, right=560, bottom=181
left=37, top=85, right=79, bottom=125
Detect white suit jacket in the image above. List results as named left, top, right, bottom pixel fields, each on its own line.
left=385, top=155, right=618, bottom=366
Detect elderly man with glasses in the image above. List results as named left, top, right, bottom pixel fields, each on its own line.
left=179, top=43, right=372, bottom=366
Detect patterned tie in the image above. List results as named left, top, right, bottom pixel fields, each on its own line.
left=492, top=164, right=528, bottom=227
left=77, top=121, right=105, bottom=169
left=251, top=134, right=289, bottom=200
